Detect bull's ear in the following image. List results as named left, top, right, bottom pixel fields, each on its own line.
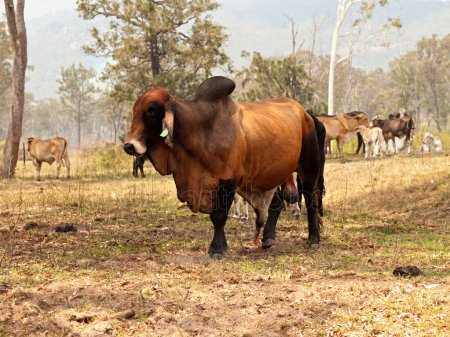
left=194, top=76, right=236, bottom=101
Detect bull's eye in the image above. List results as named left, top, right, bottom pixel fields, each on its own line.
left=144, top=102, right=164, bottom=121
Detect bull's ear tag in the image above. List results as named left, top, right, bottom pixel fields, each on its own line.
left=160, top=128, right=169, bottom=138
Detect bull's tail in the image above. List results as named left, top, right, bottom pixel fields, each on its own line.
left=312, top=114, right=326, bottom=195
left=310, top=113, right=326, bottom=218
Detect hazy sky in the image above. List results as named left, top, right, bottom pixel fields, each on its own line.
left=15, top=0, right=450, bottom=65
left=4, top=0, right=450, bottom=65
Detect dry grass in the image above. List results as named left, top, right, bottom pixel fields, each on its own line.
left=0, top=146, right=449, bottom=337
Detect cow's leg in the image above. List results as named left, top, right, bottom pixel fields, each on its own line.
left=373, top=141, right=380, bottom=157
left=63, top=156, right=71, bottom=179
left=365, top=142, right=370, bottom=159
left=231, top=195, right=240, bottom=219
left=261, top=188, right=284, bottom=249
left=299, top=131, right=321, bottom=246
left=33, top=160, right=42, bottom=181
left=139, top=158, right=145, bottom=177
left=242, top=200, right=249, bottom=221
left=336, top=137, right=342, bottom=157
left=406, top=138, right=412, bottom=155
left=355, top=132, right=364, bottom=155
left=56, top=160, right=62, bottom=179
left=132, top=158, right=138, bottom=177
left=208, top=180, right=236, bottom=258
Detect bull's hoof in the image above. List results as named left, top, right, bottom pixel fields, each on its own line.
left=262, top=238, right=275, bottom=250
left=208, top=252, right=224, bottom=260
left=307, top=238, right=320, bottom=249
left=208, top=244, right=227, bottom=259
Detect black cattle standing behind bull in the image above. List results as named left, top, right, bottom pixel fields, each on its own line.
left=132, top=155, right=146, bottom=178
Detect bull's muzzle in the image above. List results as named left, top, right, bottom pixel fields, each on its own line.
left=123, top=143, right=136, bottom=156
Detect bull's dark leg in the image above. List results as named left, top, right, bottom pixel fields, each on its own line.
left=132, top=158, right=138, bottom=178
left=208, top=180, right=236, bottom=258
left=356, top=132, right=365, bottom=155
left=139, top=159, right=145, bottom=177
left=299, top=131, right=321, bottom=245
left=261, top=188, right=284, bottom=249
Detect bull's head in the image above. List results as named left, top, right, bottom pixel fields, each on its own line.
left=123, top=76, right=237, bottom=212
left=123, top=86, right=175, bottom=175
left=27, top=137, right=35, bottom=152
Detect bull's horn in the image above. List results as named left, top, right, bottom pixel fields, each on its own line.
left=194, top=76, right=236, bottom=101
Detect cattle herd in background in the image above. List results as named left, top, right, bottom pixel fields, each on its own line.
left=24, top=109, right=443, bottom=182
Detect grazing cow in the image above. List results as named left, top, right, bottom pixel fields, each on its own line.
left=132, top=155, right=147, bottom=177
left=371, top=113, right=415, bottom=154
left=124, top=76, right=326, bottom=257
left=420, top=132, right=443, bottom=153
left=27, top=137, right=70, bottom=181
left=317, top=111, right=369, bottom=156
left=356, top=126, right=387, bottom=159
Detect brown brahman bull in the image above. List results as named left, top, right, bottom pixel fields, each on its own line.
left=123, top=76, right=325, bottom=258
left=27, top=137, right=70, bottom=181
left=317, top=111, right=369, bottom=156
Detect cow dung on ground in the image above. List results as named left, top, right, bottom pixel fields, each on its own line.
left=393, top=266, right=423, bottom=277
left=54, top=223, right=78, bottom=233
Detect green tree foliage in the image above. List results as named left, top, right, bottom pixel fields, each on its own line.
left=416, top=34, right=450, bottom=131
left=57, top=63, right=98, bottom=148
left=76, top=0, right=230, bottom=99
left=238, top=52, right=325, bottom=114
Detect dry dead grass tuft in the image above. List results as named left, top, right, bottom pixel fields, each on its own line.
left=0, top=149, right=449, bottom=336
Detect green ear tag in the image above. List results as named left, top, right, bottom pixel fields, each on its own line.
left=160, top=128, right=169, bottom=138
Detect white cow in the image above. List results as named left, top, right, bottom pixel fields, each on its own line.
left=420, top=132, right=443, bottom=153
left=356, top=126, right=387, bottom=159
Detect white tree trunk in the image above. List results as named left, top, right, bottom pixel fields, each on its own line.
left=328, top=22, right=340, bottom=115
left=328, top=0, right=354, bottom=115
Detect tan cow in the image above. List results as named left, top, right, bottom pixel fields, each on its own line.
left=317, top=111, right=369, bottom=156
left=27, top=137, right=70, bottom=180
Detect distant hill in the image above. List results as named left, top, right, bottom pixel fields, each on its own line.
left=24, top=0, right=450, bottom=98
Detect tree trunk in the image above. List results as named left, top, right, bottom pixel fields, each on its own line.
left=77, top=109, right=81, bottom=148
left=149, top=35, right=161, bottom=78
left=328, top=21, right=339, bottom=115
left=1, top=0, right=27, bottom=178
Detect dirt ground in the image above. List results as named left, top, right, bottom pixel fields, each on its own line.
left=0, top=152, right=449, bottom=337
